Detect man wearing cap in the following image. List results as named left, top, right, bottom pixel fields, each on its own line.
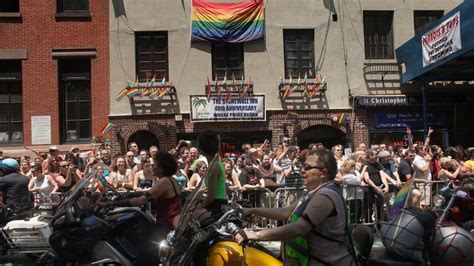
left=0, top=158, right=31, bottom=212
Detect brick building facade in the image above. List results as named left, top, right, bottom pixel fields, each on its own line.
left=0, top=0, right=109, bottom=156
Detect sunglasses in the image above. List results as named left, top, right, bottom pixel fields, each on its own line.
left=302, top=163, right=325, bottom=171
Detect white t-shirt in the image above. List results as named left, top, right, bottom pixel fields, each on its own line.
left=342, top=173, right=364, bottom=200
left=413, top=154, right=432, bottom=181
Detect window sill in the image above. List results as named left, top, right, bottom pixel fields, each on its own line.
left=0, top=12, right=21, bottom=18
left=55, top=12, right=91, bottom=19
left=364, top=58, right=397, bottom=64
left=62, top=140, right=92, bottom=145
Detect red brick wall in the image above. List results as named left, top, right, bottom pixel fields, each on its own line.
left=0, top=0, right=109, bottom=145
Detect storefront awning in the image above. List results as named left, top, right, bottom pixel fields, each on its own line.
left=396, top=0, right=474, bottom=84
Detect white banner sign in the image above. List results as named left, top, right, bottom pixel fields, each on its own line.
left=31, top=116, right=51, bottom=145
left=190, top=95, right=265, bottom=122
left=422, top=11, right=462, bottom=67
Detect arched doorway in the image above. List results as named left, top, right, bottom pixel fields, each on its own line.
left=296, top=125, right=346, bottom=149
left=127, top=130, right=160, bottom=151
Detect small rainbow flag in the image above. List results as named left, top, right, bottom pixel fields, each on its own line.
left=127, top=88, right=140, bottom=97
left=206, top=76, right=212, bottom=100
left=337, top=113, right=347, bottom=125
left=101, top=122, right=114, bottom=135
left=158, top=87, right=168, bottom=98
left=388, top=178, right=414, bottom=220
left=287, top=110, right=298, bottom=121
left=116, top=88, right=128, bottom=101
left=191, top=0, right=265, bottom=43
left=149, top=88, right=159, bottom=97
left=97, top=169, right=113, bottom=192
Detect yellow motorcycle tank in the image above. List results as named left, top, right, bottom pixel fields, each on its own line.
left=207, top=241, right=283, bottom=266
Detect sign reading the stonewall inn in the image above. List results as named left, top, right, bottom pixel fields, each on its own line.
left=191, top=0, right=265, bottom=43
left=190, top=95, right=265, bottom=122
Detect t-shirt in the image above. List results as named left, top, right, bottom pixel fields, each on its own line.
left=464, top=160, right=474, bottom=171
left=365, top=161, right=384, bottom=186
left=413, top=155, right=432, bottom=181
left=238, top=167, right=261, bottom=186
left=397, top=159, right=414, bottom=182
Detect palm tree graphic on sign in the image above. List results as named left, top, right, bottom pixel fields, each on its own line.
left=192, top=97, right=208, bottom=111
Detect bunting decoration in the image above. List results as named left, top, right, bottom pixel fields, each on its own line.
left=191, top=0, right=265, bottom=43
left=280, top=73, right=327, bottom=99
left=115, top=76, right=176, bottom=101
left=101, top=122, right=114, bottom=135
left=203, top=74, right=254, bottom=99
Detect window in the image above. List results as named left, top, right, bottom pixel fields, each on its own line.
left=363, top=11, right=394, bottom=59
left=414, top=11, right=444, bottom=35
left=212, top=42, right=244, bottom=80
left=59, top=59, right=91, bottom=143
left=0, top=61, right=22, bottom=143
left=57, top=0, right=88, bottom=13
left=284, top=29, right=315, bottom=78
left=0, top=0, right=19, bottom=12
left=136, top=32, right=168, bottom=82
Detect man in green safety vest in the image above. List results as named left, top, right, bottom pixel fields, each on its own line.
left=235, top=149, right=356, bottom=265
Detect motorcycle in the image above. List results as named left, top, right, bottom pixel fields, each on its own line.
left=38, top=173, right=155, bottom=265
left=0, top=192, right=61, bottom=259
left=158, top=154, right=283, bottom=265
left=432, top=178, right=474, bottom=231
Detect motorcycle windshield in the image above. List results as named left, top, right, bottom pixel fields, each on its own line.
left=173, top=153, right=219, bottom=240
left=55, top=173, right=94, bottom=215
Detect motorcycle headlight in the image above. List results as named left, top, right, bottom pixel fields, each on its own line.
left=433, top=194, right=445, bottom=208
left=158, top=240, right=172, bottom=258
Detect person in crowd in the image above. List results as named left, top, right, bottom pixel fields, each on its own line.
left=28, top=164, right=58, bottom=197
left=437, top=157, right=461, bottom=180
left=379, top=150, right=401, bottom=188
left=224, top=160, right=241, bottom=200
left=0, top=158, right=31, bottom=212
left=430, top=145, right=443, bottom=180
left=187, top=160, right=207, bottom=191
left=41, top=146, right=62, bottom=173
left=109, top=155, right=133, bottom=191
left=235, top=149, right=356, bottom=265
left=239, top=158, right=264, bottom=206
left=149, top=146, right=158, bottom=164
left=99, top=149, right=112, bottom=167
left=248, top=148, right=261, bottom=166
left=65, top=152, right=83, bottom=179
left=413, top=145, right=433, bottom=208
left=34, top=156, right=43, bottom=166
left=139, top=149, right=149, bottom=163
left=464, top=148, right=474, bottom=171
left=55, top=160, right=81, bottom=193
left=82, top=155, right=98, bottom=176
left=352, top=151, right=366, bottom=173
left=233, top=155, right=245, bottom=178
left=125, top=151, right=136, bottom=170
left=133, top=159, right=156, bottom=191
left=242, top=143, right=252, bottom=155
left=277, top=146, right=300, bottom=186
left=177, top=146, right=191, bottom=177
left=258, top=154, right=278, bottom=191
left=332, top=144, right=344, bottom=169
left=20, top=159, right=33, bottom=179
left=363, top=149, right=389, bottom=222
left=398, top=149, right=415, bottom=182
left=45, top=156, right=61, bottom=178
left=358, top=143, right=367, bottom=154
left=341, top=159, right=366, bottom=224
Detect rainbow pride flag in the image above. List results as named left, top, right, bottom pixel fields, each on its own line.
left=388, top=178, right=414, bottom=220
left=191, top=0, right=265, bottom=43
left=97, top=169, right=113, bottom=192
left=101, top=122, right=114, bottom=135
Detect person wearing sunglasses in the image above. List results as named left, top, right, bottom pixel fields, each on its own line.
left=235, top=149, right=356, bottom=266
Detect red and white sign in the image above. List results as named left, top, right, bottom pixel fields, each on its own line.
left=422, top=12, right=462, bottom=67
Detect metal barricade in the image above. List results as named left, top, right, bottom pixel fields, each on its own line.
left=343, top=184, right=372, bottom=225
left=269, top=187, right=307, bottom=227
left=239, top=187, right=274, bottom=230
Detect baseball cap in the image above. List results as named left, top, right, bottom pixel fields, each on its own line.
left=49, top=146, right=59, bottom=151
left=0, top=158, right=19, bottom=170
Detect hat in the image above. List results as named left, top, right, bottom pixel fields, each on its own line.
left=378, top=150, right=391, bottom=158
left=0, top=158, right=19, bottom=170
left=49, top=146, right=59, bottom=151
left=287, top=146, right=298, bottom=153
left=70, top=145, right=79, bottom=152
left=244, top=158, right=253, bottom=166
left=248, top=148, right=258, bottom=154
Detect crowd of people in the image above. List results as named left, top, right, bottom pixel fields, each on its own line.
left=0, top=127, right=473, bottom=264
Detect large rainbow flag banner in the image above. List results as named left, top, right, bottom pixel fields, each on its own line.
left=387, top=178, right=414, bottom=220
left=191, top=0, right=265, bottom=43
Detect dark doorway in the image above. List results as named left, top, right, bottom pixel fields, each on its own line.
left=296, top=125, right=346, bottom=150
left=177, top=130, right=272, bottom=155
left=128, top=130, right=160, bottom=151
